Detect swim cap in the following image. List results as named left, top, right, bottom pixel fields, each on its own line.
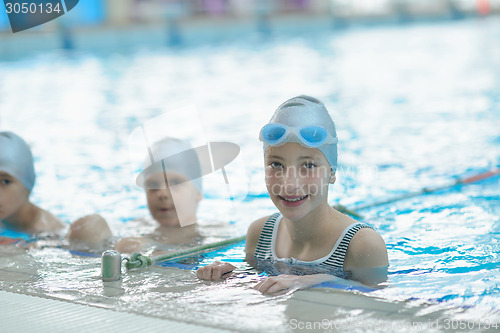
left=262, top=95, right=338, bottom=171
left=136, top=137, right=203, bottom=193
left=0, top=131, right=36, bottom=192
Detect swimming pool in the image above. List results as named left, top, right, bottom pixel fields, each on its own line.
left=1, top=16, right=499, bottom=331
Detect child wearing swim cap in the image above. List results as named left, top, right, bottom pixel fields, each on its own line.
left=197, top=95, right=388, bottom=292
left=0, top=132, right=64, bottom=236
left=67, top=137, right=204, bottom=252
left=135, top=137, right=203, bottom=227
left=113, top=137, right=204, bottom=253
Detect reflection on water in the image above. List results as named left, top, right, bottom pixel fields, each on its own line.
left=2, top=242, right=495, bottom=332
left=0, top=245, right=291, bottom=332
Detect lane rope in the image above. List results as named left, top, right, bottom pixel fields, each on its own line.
left=125, top=235, right=246, bottom=270
left=351, top=167, right=500, bottom=212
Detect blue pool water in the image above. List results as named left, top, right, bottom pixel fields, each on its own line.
left=1, top=16, right=499, bottom=326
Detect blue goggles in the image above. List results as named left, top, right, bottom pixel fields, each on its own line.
left=259, top=124, right=338, bottom=148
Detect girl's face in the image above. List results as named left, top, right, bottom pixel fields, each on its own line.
left=145, top=171, right=202, bottom=227
left=264, top=143, right=334, bottom=222
left=0, top=172, right=30, bottom=222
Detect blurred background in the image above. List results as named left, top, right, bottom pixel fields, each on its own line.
left=1, top=0, right=500, bottom=57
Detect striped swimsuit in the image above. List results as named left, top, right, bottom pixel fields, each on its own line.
left=254, top=213, right=374, bottom=271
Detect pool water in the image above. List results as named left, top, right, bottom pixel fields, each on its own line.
left=1, top=16, right=500, bottom=331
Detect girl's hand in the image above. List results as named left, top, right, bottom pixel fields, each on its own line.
left=253, top=274, right=335, bottom=295
left=253, top=275, right=302, bottom=295
left=196, top=261, right=236, bottom=281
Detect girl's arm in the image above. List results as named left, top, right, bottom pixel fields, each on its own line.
left=343, top=228, right=389, bottom=285
left=253, top=274, right=337, bottom=294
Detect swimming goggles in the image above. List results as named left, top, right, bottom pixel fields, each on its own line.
left=259, top=124, right=338, bottom=148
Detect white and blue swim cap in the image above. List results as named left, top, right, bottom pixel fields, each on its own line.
left=136, top=137, right=203, bottom=193
left=0, top=131, right=36, bottom=192
left=261, top=95, right=338, bottom=171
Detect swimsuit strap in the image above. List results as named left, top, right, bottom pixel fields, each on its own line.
left=320, top=223, right=374, bottom=269
left=254, top=214, right=375, bottom=269
left=254, top=213, right=281, bottom=260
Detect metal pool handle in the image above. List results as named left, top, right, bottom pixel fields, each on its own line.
left=101, top=250, right=125, bottom=281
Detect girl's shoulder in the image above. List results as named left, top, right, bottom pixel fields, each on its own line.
left=246, top=215, right=271, bottom=240
left=343, top=225, right=388, bottom=268
left=35, top=207, right=65, bottom=232
left=246, top=212, right=282, bottom=239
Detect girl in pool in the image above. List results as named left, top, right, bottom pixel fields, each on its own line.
left=71, top=137, right=205, bottom=253
left=197, top=95, right=388, bottom=293
left=0, top=131, right=111, bottom=246
left=113, top=138, right=204, bottom=253
left=0, top=131, right=65, bottom=240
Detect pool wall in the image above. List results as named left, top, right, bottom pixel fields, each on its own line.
left=2, top=0, right=500, bottom=59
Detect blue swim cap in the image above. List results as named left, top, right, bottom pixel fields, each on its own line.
left=136, top=137, right=203, bottom=193
left=0, top=132, right=36, bottom=192
left=262, top=95, right=338, bottom=171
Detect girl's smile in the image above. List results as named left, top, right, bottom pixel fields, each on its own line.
left=265, top=143, right=333, bottom=221
left=279, top=195, right=309, bottom=207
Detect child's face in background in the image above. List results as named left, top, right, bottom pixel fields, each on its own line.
left=264, top=143, right=333, bottom=222
left=145, top=171, right=201, bottom=227
left=0, top=172, right=30, bottom=222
